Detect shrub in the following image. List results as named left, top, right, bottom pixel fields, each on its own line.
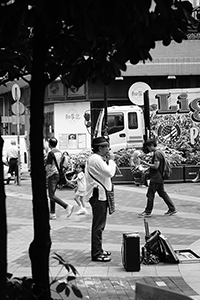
left=6, top=253, right=83, bottom=299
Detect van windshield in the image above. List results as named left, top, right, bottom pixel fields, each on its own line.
left=102, top=113, right=124, bottom=135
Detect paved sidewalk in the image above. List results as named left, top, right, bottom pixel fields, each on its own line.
left=5, top=177, right=200, bottom=299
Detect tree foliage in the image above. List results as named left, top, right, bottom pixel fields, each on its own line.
left=0, top=0, right=197, bottom=88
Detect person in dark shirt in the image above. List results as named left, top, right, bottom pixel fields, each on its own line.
left=138, top=138, right=177, bottom=218
left=46, top=137, right=74, bottom=220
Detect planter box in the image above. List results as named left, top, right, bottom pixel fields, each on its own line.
left=184, top=165, right=200, bottom=182
left=113, top=167, right=133, bottom=184
left=113, top=165, right=199, bottom=184
left=164, top=166, right=184, bottom=183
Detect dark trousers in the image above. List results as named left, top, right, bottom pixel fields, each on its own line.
left=8, top=158, right=18, bottom=177
left=89, top=188, right=108, bottom=259
left=145, top=181, right=176, bottom=214
left=47, top=173, right=67, bottom=214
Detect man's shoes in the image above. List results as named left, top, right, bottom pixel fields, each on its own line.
left=102, top=250, right=111, bottom=256
left=66, top=204, right=74, bottom=218
left=164, top=209, right=177, bottom=216
left=92, top=254, right=111, bottom=262
left=76, top=207, right=87, bottom=215
left=50, top=213, right=57, bottom=220
left=138, top=211, right=151, bottom=218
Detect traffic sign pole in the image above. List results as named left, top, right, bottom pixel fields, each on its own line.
left=16, top=88, right=21, bottom=185
left=12, top=84, right=21, bottom=185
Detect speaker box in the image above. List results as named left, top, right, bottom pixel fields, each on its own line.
left=122, top=233, right=140, bottom=272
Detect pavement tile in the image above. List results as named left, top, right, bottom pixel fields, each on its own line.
left=5, top=178, right=200, bottom=299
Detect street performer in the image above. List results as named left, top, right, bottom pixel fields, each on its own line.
left=86, top=137, right=116, bottom=262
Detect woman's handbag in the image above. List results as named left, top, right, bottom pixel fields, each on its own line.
left=89, top=172, right=115, bottom=215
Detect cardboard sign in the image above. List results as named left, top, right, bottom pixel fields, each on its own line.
left=175, top=249, right=200, bottom=264
left=135, top=282, right=192, bottom=300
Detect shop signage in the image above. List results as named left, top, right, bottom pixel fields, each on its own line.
left=155, top=92, right=200, bottom=122
left=65, top=109, right=81, bottom=123
left=1, top=116, right=12, bottom=123
left=148, top=89, right=200, bottom=146
left=128, top=82, right=151, bottom=105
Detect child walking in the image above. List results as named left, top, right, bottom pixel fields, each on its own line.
left=68, top=163, right=87, bottom=215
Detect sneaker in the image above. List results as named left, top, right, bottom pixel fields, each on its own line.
left=66, top=204, right=74, bottom=218
left=164, top=209, right=177, bottom=216
left=50, top=213, right=57, bottom=220
left=138, top=211, right=151, bottom=218
left=76, top=207, right=87, bottom=215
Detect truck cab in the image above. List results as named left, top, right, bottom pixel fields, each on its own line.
left=95, top=105, right=145, bottom=152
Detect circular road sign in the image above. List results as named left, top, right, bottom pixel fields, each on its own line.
left=11, top=83, right=21, bottom=101
left=11, top=102, right=25, bottom=115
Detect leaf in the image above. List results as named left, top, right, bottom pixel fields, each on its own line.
left=53, top=252, right=65, bottom=261
left=56, top=282, right=66, bottom=293
left=67, top=276, right=76, bottom=282
left=53, top=252, right=66, bottom=265
left=50, top=279, right=58, bottom=286
left=65, top=286, right=70, bottom=297
left=64, top=263, right=70, bottom=272
left=71, top=284, right=83, bottom=298
left=68, top=264, right=79, bottom=275
left=6, top=273, right=13, bottom=279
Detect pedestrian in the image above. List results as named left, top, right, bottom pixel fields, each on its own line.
left=43, top=138, right=49, bottom=165
left=46, top=137, right=74, bottom=220
left=85, top=136, right=116, bottom=262
left=130, top=150, right=149, bottom=187
left=138, top=138, right=177, bottom=218
left=61, top=151, right=70, bottom=169
left=6, top=140, right=18, bottom=184
left=67, top=163, right=88, bottom=215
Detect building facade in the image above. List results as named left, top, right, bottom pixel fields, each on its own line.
left=1, top=36, right=200, bottom=152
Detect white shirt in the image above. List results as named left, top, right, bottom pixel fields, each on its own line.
left=6, top=145, right=18, bottom=162
left=77, top=171, right=86, bottom=192
left=85, top=153, right=116, bottom=201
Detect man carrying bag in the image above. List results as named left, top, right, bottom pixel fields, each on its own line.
left=85, top=137, right=116, bottom=262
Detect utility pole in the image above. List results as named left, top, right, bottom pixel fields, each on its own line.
left=103, top=85, right=109, bottom=141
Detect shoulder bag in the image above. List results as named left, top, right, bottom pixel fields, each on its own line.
left=50, top=152, right=66, bottom=186
left=89, top=172, right=115, bottom=215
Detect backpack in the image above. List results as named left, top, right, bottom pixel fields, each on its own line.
left=142, top=230, right=179, bottom=264
left=157, top=150, right=172, bottom=180
left=163, top=157, right=172, bottom=179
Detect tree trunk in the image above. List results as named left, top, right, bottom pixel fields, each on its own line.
left=28, top=17, right=51, bottom=298
left=0, top=136, right=7, bottom=300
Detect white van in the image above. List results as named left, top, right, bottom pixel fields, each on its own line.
left=2, top=135, right=29, bottom=174
left=95, top=105, right=145, bottom=152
